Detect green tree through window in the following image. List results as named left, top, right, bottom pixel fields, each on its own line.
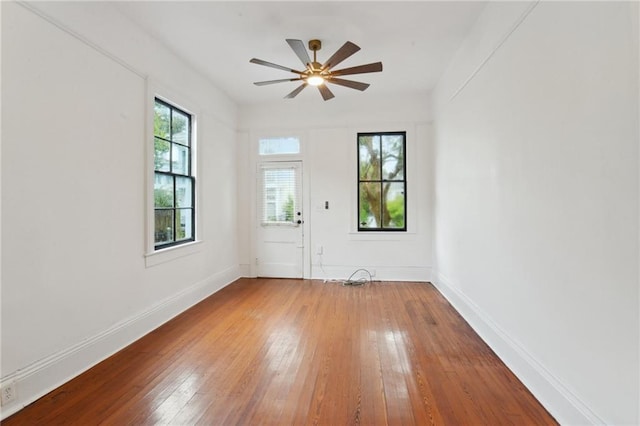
left=154, top=98, right=195, bottom=249
left=358, top=132, right=406, bottom=231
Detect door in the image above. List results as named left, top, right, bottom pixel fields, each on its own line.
left=256, top=161, right=303, bottom=278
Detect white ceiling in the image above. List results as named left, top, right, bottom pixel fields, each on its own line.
left=114, top=1, right=487, bottom=106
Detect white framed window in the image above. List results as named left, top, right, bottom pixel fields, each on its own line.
left=259, top=136, right=300, bottom=156
left=259, top=164, right=300, bottom=226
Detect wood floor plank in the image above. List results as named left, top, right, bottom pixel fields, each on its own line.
left=4, top=279, right=557, bottom=425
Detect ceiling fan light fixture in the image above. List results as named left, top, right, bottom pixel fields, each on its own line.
left=306, top=74, right=325, bottom=86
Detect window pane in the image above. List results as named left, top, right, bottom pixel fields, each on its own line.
left=172, top=110, right=189, bottom=145
left=359, top=135, right=381, bottom=180
left=154, top=209, right=174, bottom=245
left=175, top=208, right=193, bottom=240
left=382, top=135, right=404, bottom=180
left=154, top=101, right=170, bottom=139
left=154, top=173, right=174, bottom=207
left=262, top=168, right=296, bottom=223
left=172, top=144, right=189, bottom=175
left=154, top=138, right=170, bottom=172
left=382, top=182, right=405, bottom=229
left=359, top=182, right=380, bottom=228
left=259, top=137, right=300, bottom=155
left=175, top=177, right=192, bottom=208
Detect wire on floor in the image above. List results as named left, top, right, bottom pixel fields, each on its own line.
left=341, top=268, right=373, bottom=286
left=317, top=255, right=374, bottom=286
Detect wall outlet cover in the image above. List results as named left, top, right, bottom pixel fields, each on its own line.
left=1, top=383, right=17, bottom=406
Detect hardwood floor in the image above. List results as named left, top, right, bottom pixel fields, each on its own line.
left=4, top=278, right=557, bottom=425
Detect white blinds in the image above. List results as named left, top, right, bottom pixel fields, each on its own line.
left=259, top=163, right=301, bottom=225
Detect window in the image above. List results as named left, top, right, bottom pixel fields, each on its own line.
left=358, top=132, right=406, bottom=231
left=153, top=98, right=195, bottom=249
left=259, top=137, right=300, bottom=156
left=259, top=163, right=300, bottom=225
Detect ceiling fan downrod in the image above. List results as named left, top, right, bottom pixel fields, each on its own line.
left=308, top=39, right=322, bottom=71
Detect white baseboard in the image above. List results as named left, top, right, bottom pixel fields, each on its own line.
left=238, top=263, right=253, bottom=277
left=431, top=270, right=604, bottom=426
left=311, top=264, right=431, bottom=282
left=0, top=265, right=241, bottom=420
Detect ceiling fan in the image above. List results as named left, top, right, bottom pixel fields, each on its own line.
left=250, top=39, right=383, bottom=101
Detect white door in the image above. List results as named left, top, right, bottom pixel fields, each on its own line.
left=256, top=161, right=304, bottom=278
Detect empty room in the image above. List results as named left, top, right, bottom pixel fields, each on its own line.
left=1, top=1, right=638, bottom=424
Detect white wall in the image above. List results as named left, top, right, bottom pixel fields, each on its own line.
left=1, top=2, right=239, bottom=418
left=432, top=1, right=639, bottom=425
left=239, top=94, right=433, bottom=282
left=5, top=1, right=636, bottom=423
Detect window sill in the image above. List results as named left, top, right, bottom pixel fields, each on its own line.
left=145, top=240, right=203, bottom=267
left=348, top=231, right=417, bottom=241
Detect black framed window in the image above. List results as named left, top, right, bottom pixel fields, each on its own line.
left=153, top=98, right=195, bottom=249
left=358, top=132, right=406, bottom=231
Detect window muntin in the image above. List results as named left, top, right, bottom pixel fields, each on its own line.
left=358, top=132, right=406, bottom=231
left=154, top=98, right=195, bottom=249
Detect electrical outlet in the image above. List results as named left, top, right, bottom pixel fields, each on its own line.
left=315, top=245, right=323, bottom=255
left=1, top=382, right=16, bottom=406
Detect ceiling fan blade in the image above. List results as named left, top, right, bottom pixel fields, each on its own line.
left=330, top=62, right=383, bottom=76
left=286, top=39, right=312, bottom=68
left=250, top=58, right=304, bottom=75
left=322, top=41, right=360, bottom=70
left=284, top=83, right=308, bottom=99
left=326, top=77, right=370, bottom=91
left=318, top=84, right=335, bottom=101
left=254, top=78, right=303, bottom=86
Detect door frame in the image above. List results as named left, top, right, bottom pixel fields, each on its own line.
left=248, top=132, right=311, bottom=279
